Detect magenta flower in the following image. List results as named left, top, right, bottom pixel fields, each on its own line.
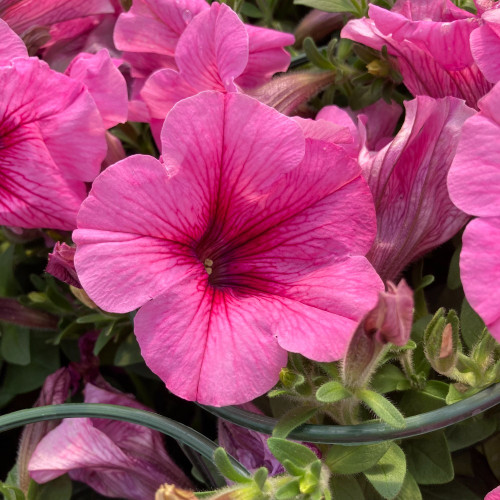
left=361, top=96, right=474, bottom=281
left=114, top=0, right=293, bottom=90
left=448, top=82, right=500, bottom=342
left=486, top=486, right=500, bottom=500
left=29, top=383, right=192, bottom=500
left=0, top=0, right=114, bottom=36
left=341, top=1, right=492, bottom=108
left=64, top=48, right=128, bottom=128
left=74, top=91, right=382, bottom=405
left=0, top=24, right=106, bottom=230
left=46, top=242, right=81, bottom=288
left=470, top=6, right=500, bottom=84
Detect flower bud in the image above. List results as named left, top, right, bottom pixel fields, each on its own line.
left=424, top=308, right=461, bottom=374
left=294, top=10, right=346, bottom=48
left=247, top=71, right=335, bottom=116
left=366, top=59, right=391, bottom=78
left=46, top=242, right=81, bottom=288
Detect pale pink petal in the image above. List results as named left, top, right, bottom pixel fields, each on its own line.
left=74, top=155, right=205, bottom=313
left=471, top=11, right=500, bottom=84
left=141, top=69, right=198, bottom=119
left=236, top=24, right=294, bottom=88
left=0, top=18, right=28, bottom=60
left=365, top=96, right=474, bottom=281
left=460, top=218, right=500, bottom=342
left=113, top=0, right=208, bottom=56
left=175, top=3, right=248, bottom=92
left=65, top=49, right=128, bottom=128
left=270, top=258, right=382, bottom=361
left=448, top=95, right=500, bottom=217
left=161, top=91, right=305, bottom=195
left=292, top=117, right=353, bottom=145
left=134, top=274, right=288, bottom=406
left=0, top=0, right=114, bottom=35
left=357, top=99, right=402, bottom=150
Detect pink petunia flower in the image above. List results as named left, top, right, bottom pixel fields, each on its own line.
left=470, top=5, right=500, bottom=84
left=361, top=96, right=474, bottom=281
left=114, top=0, right=293, bottom=90
left=0, top=23, right=107, bottom=230
left=448, top=82, right=500, bottom=342
left=28, top=383, right=192, bottom=500
left=341, top=0, right=493, bottom=108
left=486, top=486, right=500, bottom=500
left=73, top=91, right=382, bottom=406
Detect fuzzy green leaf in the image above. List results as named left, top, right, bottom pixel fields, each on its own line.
left=213, top=448, right=252, bottom=484
left=357, top=389, right=406, bottom=429
left=0, top=483, right=25, bottom=500
left=268, top=438, right=318, bottom=468
left=1, top=324, right=30, bottom=365
left=275, top=479, right=301, bottom=500
left=395, top=472, right=421, bottom=500
left=330, top=476, right=364, bottom=500
left=403, top=432, right=453, bottom=485
left=326, top=442, right=391, bottom=474
left=371, top=364, right=410, bottom=394
left=364, top=443, right=406, bottom=499
left=27, top=476, right=72, bottom=500
left=316, top=381, right=351, bottom=403
left=271, top=405, right=318, bottom=438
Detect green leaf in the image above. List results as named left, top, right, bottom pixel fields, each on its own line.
left=399, top=381, right=448, bottom=417
left=330, top=476, right=365, bottom=500
left=357, top=389, right=406, bottom=429
left=445, top=384, right=480, bottom=405
left=403, top=432, right=453, bottom=485
left=267, top=438, right=318, bottom=468
left=0, top=243, right=19, bottom=296
left=420, top=481, right=480, bottom=500
left=483, top=432, right=500, bottom=482
left=394, top=472, right=421, bottom=500
left=0, top=483, right=25, bottom=500
left=76, top=313, right=115, bottom=324
left=93, top=322, right=116, bottom=355
left=326, top=442, right=391, bottom=474
left=371, top=364, right=410, bottom=394
left=447, top=245, right=462, bottom=290
left=315, top=381, right=351, bottom=403
left=240, top=2, right=263, bottom=17
left=253, top=467, right=268, bottom=491
left=27, top=476, right=72, bottom=500
left=213, top=448, right=252, bottom=484
left=271, top=405, right=318, bottom=438
left=364, top=443, right=406, bottom=499
left=445, top=415, right=497, bottom=452
left=275, top=479, right=301, bottom=500
left=1, top=324, right=30, bottom=365
left=294, top=0, right=362, bottom=14
left=113, top=333, right=143, bottom=366
left=460, top=298, right=486, bottom=350
left=414, top=274, right=434, bottom=293
left=303, top=38, right=334, bottom=70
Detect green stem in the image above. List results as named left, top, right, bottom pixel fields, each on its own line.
left=0, top=403, right=249, bottom=478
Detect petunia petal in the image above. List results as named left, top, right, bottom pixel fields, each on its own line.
left=0, top=18, right=28, bottom=60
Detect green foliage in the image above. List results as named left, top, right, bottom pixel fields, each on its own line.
left=394, top=472, right=421, bottom=500
left=371, top=364, right=411, bottom=394
left=330, top=476, right=365, bottom=500
left=363, top=443, right=406, bottom=499
left=460, top=298, right=486, bottom=350
left=315, top=381, right=351, bottom=403
left=357, top=389, right=406, bottom=429
left=268, top=438, right=318, bottom=468
left=1, top=324, right=30, bottom=365
left=445, top=415, right=497, bottom=452
left=403, top=432, right=454, bottom=485
left=293, top=0, right=365, bottom=15
left=27, top=476, right=72, bottom=500
left=271, top=405, right=318, bottom=438
left=213, top=448, right=252, bottom=484
left=326, top=442, right=391, bottom=474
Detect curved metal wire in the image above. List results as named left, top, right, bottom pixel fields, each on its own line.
left=203, top=383, right=500, bottom=444
left=0, top=403, right=250, bottom=478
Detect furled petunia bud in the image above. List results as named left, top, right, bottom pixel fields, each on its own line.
left=246, top=71, right=335, bottom=116
left=46, top=242, right=81, bottom=288
left=294, top=10, right=345, bottom=48
left=424, top=308, right=461, bottom=375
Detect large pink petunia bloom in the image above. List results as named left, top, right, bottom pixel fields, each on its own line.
left=74, top=91, right=382, bottom=406
left=448, top=82, right=500, bottom=342
left=486, top=486, right=500, bottom=500
left=114, top=0, right=293, bottom=90
left=359, top=96, right=474, bottom=281
left=29, top=383, right=192, bottom=500
left=341, top=0, right=492, bottom=108
left=0, top=26, right=107, bottom=230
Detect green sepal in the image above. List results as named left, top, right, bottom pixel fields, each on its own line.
left=282, top=459, right=304, bottom=477
left=267, top=438, right=318, bottom=468
left=356, top=389, right=406, bottom=429
left=271, top=405, right=318, bottom=438
left=275, top=479, right=301, bottom=500
left=403, top=431, right=453, bottom=485
left=213, top=448, right=252, bottom=484
left=0, top=483, right=25, bottom=500
left=460, top=298, right=486, bottom=350
left=364, top=443, right=406, bottom=499
left=315, top=381, right=351, bottom=403
left=303, top=38, right=335, bottom=70
left=371, top=364, right=411, bottom=394
left=326, top=442, right=391, bottom=474
left=253, top=467, right=268, bottom=491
